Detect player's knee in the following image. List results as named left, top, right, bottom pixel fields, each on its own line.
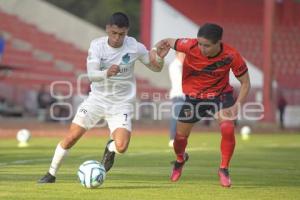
left=115, top=141, right=128, bottom=154
left=175, top=133, right=188, bottom=140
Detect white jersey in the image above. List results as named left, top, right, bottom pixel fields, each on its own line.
left=87, top=36, right=149, bottom=104
left=168, top=58, right=184, bottom=99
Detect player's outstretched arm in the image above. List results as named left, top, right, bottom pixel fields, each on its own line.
left=143, top=39, right=173, bottom=72
left=146, top=47, right=169, bottom=72
left=154, top=38, right=177, bottom=51
left=139, top=45, right=169, bottom=72
left=143, top=52, right=164, bottom=72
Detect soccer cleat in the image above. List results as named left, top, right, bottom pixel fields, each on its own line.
left=218, top=168, right=231, bottom=187
left=38, top=172, right=56, bottom=183
left=101, top=139, right=115, bottom=172
left=170, top=153, right=189, bottom=182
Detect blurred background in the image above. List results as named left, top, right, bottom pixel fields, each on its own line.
left=0, top=0, right=299, bottom=137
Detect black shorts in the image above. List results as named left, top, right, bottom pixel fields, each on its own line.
left=178, top=92, right=235, bottom=123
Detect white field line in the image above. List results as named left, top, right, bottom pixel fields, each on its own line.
left=1, top=144, right=299, bottom=167
left=0, top=158, right=49, bottom=167
left=0, top=147, right=212, bottom=166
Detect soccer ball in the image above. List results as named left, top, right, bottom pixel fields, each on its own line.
left=16, top=129, right=31, bottom=147
left=77, top=160, right=106, bottom=189
left=240, top=126, right=251, bottom=140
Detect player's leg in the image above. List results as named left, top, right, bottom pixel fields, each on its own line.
left=170, top=121, right=194, bottom=182
left=169, top=98, right=177, bottom=147
left=169, top=96, right=185, bottom=147
left=38, top=95, right=103, bottom=183
left=111, top=128, right=131, bottom=153
left=214, top=92, right=236, bottom=187
left=102, top=110, right=132, bottom=172
left=170, top=97, right=198, bottom=182
left=174, top=121, right=193, bottom=162
left=38, top=123, right=87, bottom=183
left=101, top=128, right=131, bottom=172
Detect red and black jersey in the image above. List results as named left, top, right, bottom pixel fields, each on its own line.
left=175, top=38, right=248, bottom=99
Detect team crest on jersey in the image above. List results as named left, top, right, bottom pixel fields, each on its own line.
left=184, top=109, right=192, bottom=118
left=180, top=39, right=188, bottom=44
left=122, top=53, right=130, bottom=64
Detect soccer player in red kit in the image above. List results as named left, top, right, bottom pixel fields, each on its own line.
left=152, top=23, right=251, bottom=187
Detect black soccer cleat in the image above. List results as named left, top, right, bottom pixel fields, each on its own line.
left=38, top=172, right=56, bottom=183
left=101, top=139, right=115, bottom=172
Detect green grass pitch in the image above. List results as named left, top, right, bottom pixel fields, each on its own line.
left=0, top=133, right=300, bottom=200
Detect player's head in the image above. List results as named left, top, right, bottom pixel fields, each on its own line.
left=106, top=12, right=130, bottom=48
left=197, top=23, right=223, bottom=57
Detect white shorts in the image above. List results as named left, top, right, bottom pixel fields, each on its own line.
left=72, top=94, right=133, bottom=133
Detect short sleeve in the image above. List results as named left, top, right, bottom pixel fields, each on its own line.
left=174, top=38, right=197, bottom=53
left=231, top=52, right=248, bottom=77
left=137, top=42, right=148, bottom=56
left=87, top=40, right=101, bottom=64
left=137, top=42, right=150, bottom=65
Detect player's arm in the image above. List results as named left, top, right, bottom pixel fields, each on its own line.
left=217, top=55, right=250, bottom=121
left=217, top=72, right=250, bottom=121
left=154, top=38, right=177, bottom=50
left=138, top=43, right=169, bottom=72
left=235, top=71, right=251, bottom=105
left=87, top=63, right=120, bottom=81
left=153, top=38, right=191, bottom=54
left=141, top=39, right=174, bottom=72
left=139, top=52, right=164, bottom=72
left=231, top=53, right=251, bottom=105
left=87, top=41, right=120, bottom=82
left=86, top=41, right=108, bottom=82
left=87, top=62, right=106, bottom=82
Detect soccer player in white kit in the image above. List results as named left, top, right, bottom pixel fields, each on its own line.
left=168, top=52, right=185, bottom=147
left=38, top=12, right=169, bottom=183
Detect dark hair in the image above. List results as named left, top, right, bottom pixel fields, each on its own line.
left=108, top=12, right=130, bottom=28
left=197, top=23, right=223, bottom=43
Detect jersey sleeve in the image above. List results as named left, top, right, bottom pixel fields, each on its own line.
left=174, top=38, right=196, bottom=54
left=86, top=40, right=107, bottom=81
left=137, top=42, right=150, bottom=65
left=231, top=52, right=248, bottom=77
left=87, top=40, right=101, bottom=64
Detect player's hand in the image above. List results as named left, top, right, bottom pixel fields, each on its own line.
left=157, top=45, right=170, bottom=58
left=218, top=104, right=239, bottom=121
left=155, top=40, right=171, bottom=58
left=149, top=49, right=157, bottom=63
left=107, top=65, right=120, bottom=77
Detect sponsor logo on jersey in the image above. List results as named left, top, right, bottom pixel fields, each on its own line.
left=184, top=109, right=192, bottom=117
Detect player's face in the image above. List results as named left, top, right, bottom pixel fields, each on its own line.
left=197, top=37, right=221, bottom=57
left=106, top=25, right=128, bottom=48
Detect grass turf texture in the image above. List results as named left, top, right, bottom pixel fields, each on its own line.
left=0, top=133, right=299, bottom=200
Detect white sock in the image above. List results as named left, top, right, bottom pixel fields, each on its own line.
left=48, top=143, right=69, bottom=176
left=107, top=141, right=122, bottom=154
